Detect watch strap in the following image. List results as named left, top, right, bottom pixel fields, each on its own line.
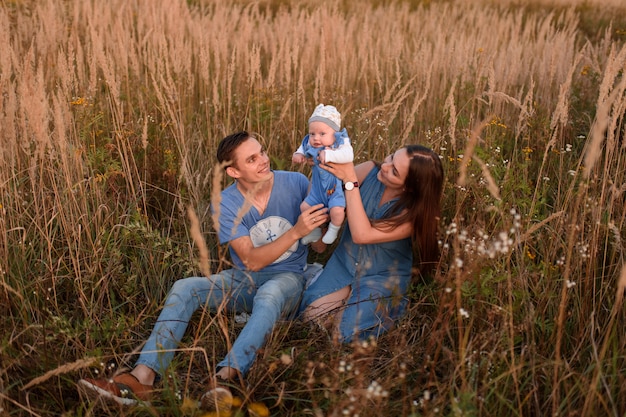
left=343, top=181, right=359, bottom=190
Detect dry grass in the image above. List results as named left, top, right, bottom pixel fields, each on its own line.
left=1, top=0, right=625, bottom=415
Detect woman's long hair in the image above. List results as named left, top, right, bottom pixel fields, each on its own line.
left=373, top=145, right=444, bottom=276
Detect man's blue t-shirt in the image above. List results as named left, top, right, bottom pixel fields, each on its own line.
left=216, top=170, right=309, bottom=273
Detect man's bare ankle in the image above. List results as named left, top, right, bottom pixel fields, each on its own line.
left=215, top=366, right=240, bottom=382
left=130, top=366, right=156, bottom=387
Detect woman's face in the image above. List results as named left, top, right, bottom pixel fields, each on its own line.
left=377, top=148, right=411, bottom=190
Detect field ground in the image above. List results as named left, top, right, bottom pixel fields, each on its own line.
left=1, top=0, right=625, bottom=416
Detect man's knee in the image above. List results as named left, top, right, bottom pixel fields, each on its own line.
left=256, top=275, right=303, bottom=309
left=168, top=278, right=193, bottom=299
left=168, top=276, right=217, bottom=304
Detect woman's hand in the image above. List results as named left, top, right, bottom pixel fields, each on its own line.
left=320, top=161, right=357, bottom=183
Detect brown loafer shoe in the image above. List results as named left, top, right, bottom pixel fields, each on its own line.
left=78, top=372, right=152, bottom=406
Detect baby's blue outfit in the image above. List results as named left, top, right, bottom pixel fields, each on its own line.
left=301, top=128, right=349, bottom=209
left=300, top=166, right=413, bottom=342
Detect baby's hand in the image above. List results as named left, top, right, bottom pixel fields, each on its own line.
left=318, top=150, right=326, bottom=164
left=292, top=152, right=306, bottom=164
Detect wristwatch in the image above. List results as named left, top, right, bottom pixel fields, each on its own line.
left=343, top=181, right=359, bottom=191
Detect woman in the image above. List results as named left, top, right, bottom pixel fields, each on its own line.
left=301, top=144, right=444, bottom=342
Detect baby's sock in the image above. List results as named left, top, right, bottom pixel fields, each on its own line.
left=322, top=223, right=341, bottom=244
left=301, top=227, right=322, bottom=245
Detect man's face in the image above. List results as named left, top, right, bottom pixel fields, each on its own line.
left=228, top=137, right=271, bottom=182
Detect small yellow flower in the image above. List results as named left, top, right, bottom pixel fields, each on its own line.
left=526, top=249, right=536, bottom=260
left=247, top=402, right=270, bottom=417
left=70, top=97, right=86, bottom=106
left=522, top=147, right=533, bottom=160
left=199, top=411, right=231, bottom=417
left=180, top=397, right=199, bottom=413
left=489, top=117, right=507, bottom=129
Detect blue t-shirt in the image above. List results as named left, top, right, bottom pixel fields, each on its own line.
left=216, top=170, right=309, bottom=273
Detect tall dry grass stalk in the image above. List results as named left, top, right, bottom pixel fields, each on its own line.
left=187, top=207, right=211, bottom=278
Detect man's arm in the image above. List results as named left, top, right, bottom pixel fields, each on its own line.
left=229, top=204, right=329, bottom=271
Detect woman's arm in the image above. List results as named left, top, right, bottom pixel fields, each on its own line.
left=321, top=161, right=412, bottom=245
left=321, top=139, right=353, bottom=164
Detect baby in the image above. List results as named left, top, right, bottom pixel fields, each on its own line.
left=293, top=104, right=353, bottom=244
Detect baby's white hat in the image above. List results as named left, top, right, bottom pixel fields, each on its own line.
left=308, top=104, right=341, bottom=131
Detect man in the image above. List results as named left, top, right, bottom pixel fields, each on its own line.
left=78, top=131, right=328, bottom=409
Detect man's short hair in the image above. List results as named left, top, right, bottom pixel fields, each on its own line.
left=217, top=131, right=252, bottom=168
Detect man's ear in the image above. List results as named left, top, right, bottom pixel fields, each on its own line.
left=226, top=166, right=240, bottom=179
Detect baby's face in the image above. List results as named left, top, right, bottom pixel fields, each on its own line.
left=308, top=121, right=336, bottom=148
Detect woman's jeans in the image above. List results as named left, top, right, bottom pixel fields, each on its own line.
left=135, top=269, right=304, bottom=377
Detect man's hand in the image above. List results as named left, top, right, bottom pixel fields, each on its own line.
left=318, top=150, right=327, bottom=164
left=294, top=204, right=329, bottom=238
left=292, top=152, right=306, bottom=164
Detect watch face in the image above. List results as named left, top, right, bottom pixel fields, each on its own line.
left=345, top=182, right=354, bottom=191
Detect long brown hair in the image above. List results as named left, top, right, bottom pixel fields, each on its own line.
left=373, top=145, right=444, bottom=275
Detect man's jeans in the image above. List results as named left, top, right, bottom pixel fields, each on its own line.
left=135, top=269, right=304, bottom=377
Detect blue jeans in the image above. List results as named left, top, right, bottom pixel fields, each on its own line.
left=135, top=269, right=304, bottom=377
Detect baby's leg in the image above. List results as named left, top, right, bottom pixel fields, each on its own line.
left=322, top=206, right=345, bottom=244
